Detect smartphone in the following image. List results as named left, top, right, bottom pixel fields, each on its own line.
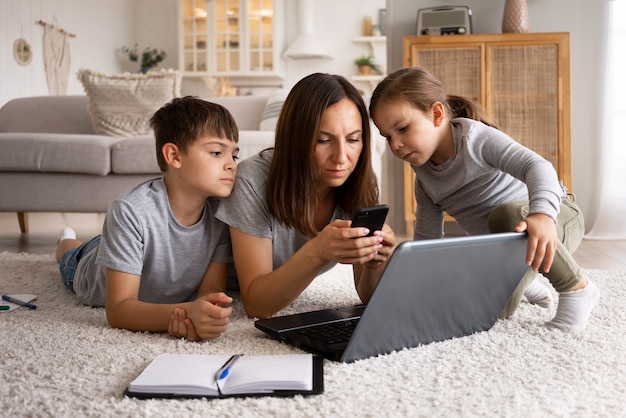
left=351, top=205, right=389, bottom=237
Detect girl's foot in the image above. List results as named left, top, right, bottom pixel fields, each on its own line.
left=523, top=278, right=553, bottom=308
left=546, top=280, right=600, bottom=331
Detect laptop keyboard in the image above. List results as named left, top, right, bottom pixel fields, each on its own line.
left=296, top=319, right=360, bottom=344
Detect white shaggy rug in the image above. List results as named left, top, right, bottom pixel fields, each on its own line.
left=1, top=251, right=625, bottom=417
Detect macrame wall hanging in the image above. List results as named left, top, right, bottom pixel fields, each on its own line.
left=36, top=17, right=76, bottom=95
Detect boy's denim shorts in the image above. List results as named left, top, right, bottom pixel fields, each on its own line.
left=59, top=235, right=101, bottom=292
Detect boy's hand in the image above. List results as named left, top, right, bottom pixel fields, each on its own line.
left=168, top=292, right=233, bottom=341
left=168, top=308, right=200, bottom=341
left=514, top=213, right=558, bottom=272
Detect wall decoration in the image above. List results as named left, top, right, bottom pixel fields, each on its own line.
left=36, top=18, right=76, bottom=95
left=13, top=38, right=32, bottom=66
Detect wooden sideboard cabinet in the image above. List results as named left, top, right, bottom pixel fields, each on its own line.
left=401, top=32, right=571, bottom=236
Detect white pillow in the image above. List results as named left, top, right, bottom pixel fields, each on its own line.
left=259, top=88, right=288, bottom=131
left=77, top=68, right=181, bottom=137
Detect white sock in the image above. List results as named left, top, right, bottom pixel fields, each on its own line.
left=523, top=277, right=553, bottom=308
left=57, top=227, right=76, bottom=244
left=546, top=279, right=600, bottom=332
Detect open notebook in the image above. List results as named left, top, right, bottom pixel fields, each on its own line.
left=124, top=353, right=323, bottom=399
left=256, top=232, right=529, bottom=362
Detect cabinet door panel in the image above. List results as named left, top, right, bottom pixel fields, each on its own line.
left=487, top=44, right=559, bottom=169
left=411, top=46, right=483, bottom=103
left=178, top=0, right=282, bottom=78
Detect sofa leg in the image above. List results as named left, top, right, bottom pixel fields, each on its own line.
left=17, top=212, right=29, bottom=234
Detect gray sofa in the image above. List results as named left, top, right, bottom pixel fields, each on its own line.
left=0, top=95, right=275, bottom=233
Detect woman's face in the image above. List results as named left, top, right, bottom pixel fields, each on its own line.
left=313, top=98, right=364, bottom=189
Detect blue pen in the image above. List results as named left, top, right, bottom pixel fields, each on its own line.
left=2, top=295, right=37, bottom=310
left=215, top=354, right=242, bottom=386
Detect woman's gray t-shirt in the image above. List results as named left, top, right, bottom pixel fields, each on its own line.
left=216, top=150, right=345, bottom=275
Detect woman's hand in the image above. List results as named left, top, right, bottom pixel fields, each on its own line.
left=364, top=224, right=396, bottom=269
left=514, top=213, right=558, bottom=272
left=313, top=219, right=390, bottom=265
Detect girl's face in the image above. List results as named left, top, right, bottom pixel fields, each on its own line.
left=313, top=98, right=364, bottom=190
left=373, top=99, right=451, bottom=166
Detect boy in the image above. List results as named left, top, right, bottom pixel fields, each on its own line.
left=56, top=96, right=239, bottom=341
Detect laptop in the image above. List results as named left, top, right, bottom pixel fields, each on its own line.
left=255, top=232, right=529, bottom=363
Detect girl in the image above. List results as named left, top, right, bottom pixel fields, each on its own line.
left=369, top=67, right=599, bottom=331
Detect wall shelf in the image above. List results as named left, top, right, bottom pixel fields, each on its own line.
left=351, top=36, right=387, bottom=92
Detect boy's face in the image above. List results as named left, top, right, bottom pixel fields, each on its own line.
left=178, top=136, right=239, bottom=198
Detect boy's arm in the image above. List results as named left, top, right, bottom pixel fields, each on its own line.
left=195, top=261, right=230, bottom=298
left=169, top=261, right=231, bottom=340
left=105, top=268, right=232, bottom=340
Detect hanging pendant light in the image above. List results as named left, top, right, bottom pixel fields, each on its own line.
left=283, top=0, right=332, bottom=60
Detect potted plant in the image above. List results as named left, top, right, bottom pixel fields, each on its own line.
left=353, top=55, right=380, bottom=75
left=121, top=44, right=167, bottom=73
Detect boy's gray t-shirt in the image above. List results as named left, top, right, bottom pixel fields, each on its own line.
left=72, top=178, right=232, bottom=306
left=215, top=150, right=344, bottom=275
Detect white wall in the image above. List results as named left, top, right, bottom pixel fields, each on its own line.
left=386, top=0, right=612, bottom=234
left=0, top=0, right=386, bottom=105
left=1, top=0, right=609, bottom=233
left=0, top=0, right=179, bottom=106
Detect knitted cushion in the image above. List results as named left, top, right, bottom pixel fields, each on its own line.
left=77, top=68, right=181, bottom=138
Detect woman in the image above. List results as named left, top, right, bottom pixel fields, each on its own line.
left=216, top=73, right=396, bottom=318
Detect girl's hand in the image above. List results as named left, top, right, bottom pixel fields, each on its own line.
left=514, top=213, right=558, bottom=272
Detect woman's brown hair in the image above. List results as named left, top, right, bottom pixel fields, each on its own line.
left=267, top=73, right=379, bottom=237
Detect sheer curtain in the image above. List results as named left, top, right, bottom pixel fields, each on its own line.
left=585, top=1, right=626, bottom=240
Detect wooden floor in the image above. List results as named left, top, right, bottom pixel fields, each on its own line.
left=1, top=212, right=625, bottom=270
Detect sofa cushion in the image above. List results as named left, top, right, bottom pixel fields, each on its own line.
left=236, top=131, right=275, bottom=161
left=77, top=68, right=181, bottom=138
left=0, top=96, right=94, bottom=134
left=111, top=136, right=160, bottom=174
left=207, top=96, right=268, bottom=131
left=111, top=131, right=275, bottom=174
left=259, top=89, right=287, bottom=131
left=0, top=133, right=115, bottom=175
